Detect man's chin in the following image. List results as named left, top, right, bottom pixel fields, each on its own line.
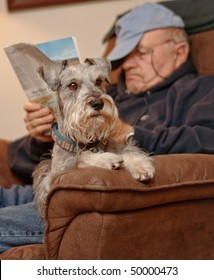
left=126, top=78, right=150, bottom=94
left=126, top=81, right=142, bottom=94
left=126, top=87, right=140, bottom=95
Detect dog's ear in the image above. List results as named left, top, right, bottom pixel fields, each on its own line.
left=85, top=57, right=112, bottom=72
left=38, top=60, right=68, bottom=91
left=85, top=58, right=112, bottom=83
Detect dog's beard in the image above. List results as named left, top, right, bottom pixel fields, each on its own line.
left=63, top=98, right=118, bottom=144
left=80, top=115, right=112, bottom=142
left=69, top=113, right=116, bottom=143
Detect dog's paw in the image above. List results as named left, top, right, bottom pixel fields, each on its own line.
left=79, top=152, right=124, bottom=170
left=131, top=165, right=155, bottom=181
left=124, top=155, right=155, bottom=182
left=111, top=159, right=124, bottom=170
left=101, top=154, right=124, bottom=170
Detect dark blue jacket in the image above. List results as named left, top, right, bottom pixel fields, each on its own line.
left=108, top=58, right=214, bottom=154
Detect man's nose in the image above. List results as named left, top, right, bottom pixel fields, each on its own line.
left=122, top=54, right=136, bottom=70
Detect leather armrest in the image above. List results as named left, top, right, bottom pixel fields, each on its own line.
left=44, top=153, right=214, bottom=259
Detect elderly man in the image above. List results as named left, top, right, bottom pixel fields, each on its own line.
left=105, top=3, right=214, bottom=154
left=24, top=3, right=214, bottom=157
left=1, top=2, right=214, bottom=252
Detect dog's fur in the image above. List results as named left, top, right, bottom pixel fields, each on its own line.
left=33, top=58, right=155, bottom=216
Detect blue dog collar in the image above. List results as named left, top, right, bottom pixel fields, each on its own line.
left=52, top=123, right=108, bottom=154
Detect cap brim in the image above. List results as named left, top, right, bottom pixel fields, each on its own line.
left=107, top=33, right=142, bottom=62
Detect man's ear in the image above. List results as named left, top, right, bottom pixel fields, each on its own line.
left=174, top=42, right=190, bottom=68
left=37, top=60, right=68, bottom=91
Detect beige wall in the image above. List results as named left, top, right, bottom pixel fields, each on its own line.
left=0, top=0, right=158, bottom=140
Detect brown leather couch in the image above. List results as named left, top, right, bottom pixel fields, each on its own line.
left=0, top=145, right=214, bottom=260
left=1, top=13, right=214, bottom=260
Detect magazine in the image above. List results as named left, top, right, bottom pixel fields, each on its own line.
left=4, top=37, right=81, bottom=112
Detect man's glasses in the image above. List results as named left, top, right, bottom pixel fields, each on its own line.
left=126, top=39, right=178, bottom=80
left=129, top=39, right=177, bottom=61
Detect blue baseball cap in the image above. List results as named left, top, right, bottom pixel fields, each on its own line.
left=107, top=3, right=185, bottom=66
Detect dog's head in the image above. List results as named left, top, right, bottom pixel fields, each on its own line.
left=39, top=57, right=118, bottom=144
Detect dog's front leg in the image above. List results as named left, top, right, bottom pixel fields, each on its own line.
left=121, top=144, right=155, bottom=181
left=78, top=151, right=124, bottom=170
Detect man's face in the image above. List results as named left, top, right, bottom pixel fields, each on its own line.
left=122, top=29, right=179, bottom=94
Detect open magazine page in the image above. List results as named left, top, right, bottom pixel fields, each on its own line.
left=4, top=37, right=81, bottom=113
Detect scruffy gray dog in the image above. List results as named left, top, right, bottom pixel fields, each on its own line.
left=33, top=58, right=155, bottom=216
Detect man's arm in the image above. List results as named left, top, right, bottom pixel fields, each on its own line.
left=134, top=125, right=214, bottom=154
left=8, top=101, right=54, bottom=184
left=8, top=136, right=53, bottom=184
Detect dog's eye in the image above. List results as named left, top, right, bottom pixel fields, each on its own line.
left=95, top=78, right=102, bottom=87
left=68, top=82, right=78, bottom=91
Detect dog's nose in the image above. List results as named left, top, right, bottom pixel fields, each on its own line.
left=90, top=99, right=104, bottom=111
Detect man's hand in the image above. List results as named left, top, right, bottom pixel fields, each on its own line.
left=24, top=102, right=54, bottom=142
left=110, top=117, right=133, bottom=144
